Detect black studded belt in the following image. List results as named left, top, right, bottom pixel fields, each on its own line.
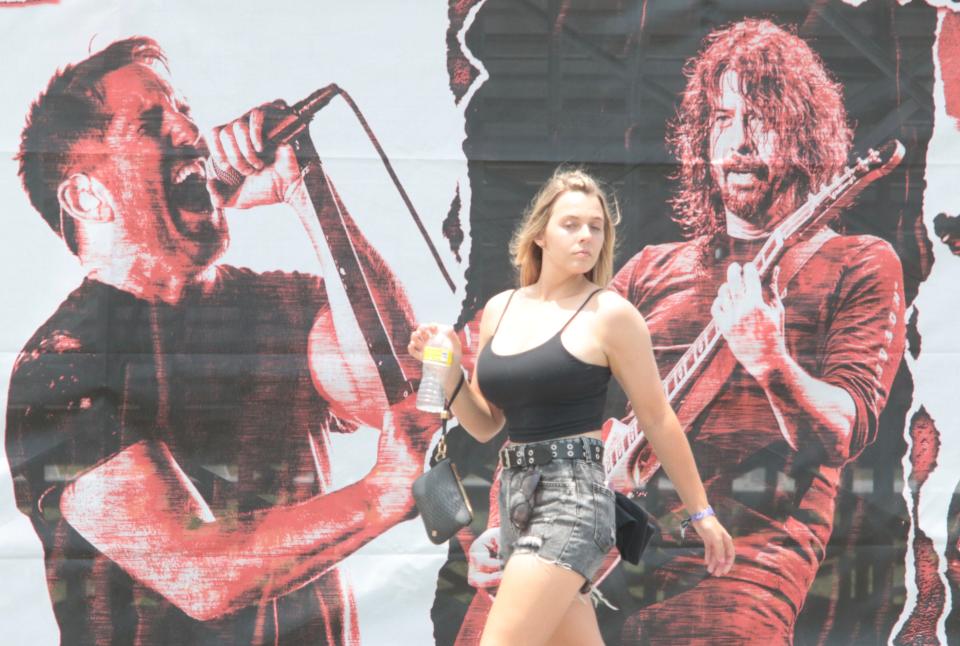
left=498, top=438, right=604, bottom=469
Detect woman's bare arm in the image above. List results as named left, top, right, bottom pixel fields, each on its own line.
left=408, top=290, right=512, bottom=443
left=596, top=292, right=735, bottom=575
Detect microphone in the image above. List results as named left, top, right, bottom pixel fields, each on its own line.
left=208, top=83, right=341, bottom=187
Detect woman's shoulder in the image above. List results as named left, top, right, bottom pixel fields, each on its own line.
left=483, top=288, right=518, bottom=315
left=593, top=288, right=647, bottom=333
left=478, top=288, right=518, bottom=330
left=486, top=288, right=518, bottom=307
left=594, top=287, right=638, bottom=315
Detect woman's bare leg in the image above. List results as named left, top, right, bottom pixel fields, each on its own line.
left=547, top=593, right=604, bottom=646
left=479, top=553, right=588, bottom=646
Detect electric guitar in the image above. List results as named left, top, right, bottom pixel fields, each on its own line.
left=602, top=140, right=904, bottom=497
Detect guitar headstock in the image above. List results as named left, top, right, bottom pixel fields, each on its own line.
left=854, top=140, right=905, bottom=182
left=766, top=139, right=906, bottom=255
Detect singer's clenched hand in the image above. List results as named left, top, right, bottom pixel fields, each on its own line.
left=207, top=100, right=301, bottom=209
left=366, top=411, right=421, bottom=521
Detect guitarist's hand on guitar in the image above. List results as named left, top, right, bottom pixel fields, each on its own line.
left=466, top=527, right=503, bottom=589
left=692, top=514, right=736, bottom=576
left=711, top=261, right=787, bottom=382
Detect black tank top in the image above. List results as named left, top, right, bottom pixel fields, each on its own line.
left=476, top=288, right=612, bottom=443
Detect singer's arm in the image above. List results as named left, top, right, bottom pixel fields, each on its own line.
left=287, top=171, right=421, bottom=427
left=59, top=420, right=423, bottom=622
left=53, top=103, right=430, bottom=621
left=208, top=103, right=420, bottom=427
left=7, top=336, right=424, bottom=623
left=55, top=213, right=429, bottom=622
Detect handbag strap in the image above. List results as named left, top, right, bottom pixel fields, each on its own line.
left=436, top=370, right=466, bottom=460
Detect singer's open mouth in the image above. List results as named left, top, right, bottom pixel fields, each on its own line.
left=160, top=152, right=226, bottom=254
left=165, top=157, right=213, bottom=224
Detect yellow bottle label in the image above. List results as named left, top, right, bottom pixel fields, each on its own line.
left=423, top=346, right=453, bottom=366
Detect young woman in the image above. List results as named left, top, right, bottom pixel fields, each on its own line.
left=408, top=169, right=734, bottom=645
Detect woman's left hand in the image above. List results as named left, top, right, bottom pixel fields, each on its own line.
left=692, top=515, right=735, bottom=576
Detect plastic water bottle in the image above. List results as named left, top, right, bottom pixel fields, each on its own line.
left=416, top=330, right=454, bottom=413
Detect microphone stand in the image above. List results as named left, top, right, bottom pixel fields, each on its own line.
left=209, top=86, right=458, bottom=404
left=291, top=132, right=414, bottom=405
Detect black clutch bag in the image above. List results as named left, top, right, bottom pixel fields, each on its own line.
left=411, top=376, right=473, bottom=544
left=614, top=491, right=658, bottom=564
left=412, top=447, right=473, bottom=544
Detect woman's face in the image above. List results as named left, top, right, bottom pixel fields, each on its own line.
left=536, top=190, right=606, bottom=277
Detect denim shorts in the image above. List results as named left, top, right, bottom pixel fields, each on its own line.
left=497, top=437, right=617, bottom=585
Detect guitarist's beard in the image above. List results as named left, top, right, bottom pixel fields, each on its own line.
left=697, top=179, right=802, bottom=271
left=722, top=185, right=775, bottom=224
left=714, top=156, right=780, bottom=224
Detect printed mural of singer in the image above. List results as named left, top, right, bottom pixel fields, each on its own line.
left=408, top=168, right=735, bottom=646
left=5, top=37, right=433, bottom=644
left=604, top=20, right=907, bottom=644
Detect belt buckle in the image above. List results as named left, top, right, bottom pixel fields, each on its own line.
left=498, top=448, right=510, bottom=469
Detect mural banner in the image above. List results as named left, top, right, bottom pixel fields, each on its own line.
left=1, top=1, right=958, bottom=644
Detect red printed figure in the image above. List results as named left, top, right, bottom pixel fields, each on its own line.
left=940, top=9, right=960, bottom=131
left=6, top=38, right=430, bottom=645
left=608, top=20, right=906, bottom=644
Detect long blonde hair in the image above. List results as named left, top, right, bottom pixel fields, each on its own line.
left=510, top=168, right=620, bottom=287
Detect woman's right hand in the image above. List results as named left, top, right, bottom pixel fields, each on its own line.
left=408, top=323, right=462, bottom=366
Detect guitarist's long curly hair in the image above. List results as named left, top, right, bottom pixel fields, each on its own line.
left=668, top=19, right=853, bottom=243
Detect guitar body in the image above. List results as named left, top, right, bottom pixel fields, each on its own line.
left=602, top=417, right=648, bottom=493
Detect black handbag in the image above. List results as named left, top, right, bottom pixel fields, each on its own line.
left=614, top=491, right=658, bottom=564
left=411, top=379, right=473, bottom=544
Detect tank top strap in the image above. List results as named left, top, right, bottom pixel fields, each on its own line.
left=490, top=289, right=518, bottom=338
left=559, top=288, right=604, bottom=333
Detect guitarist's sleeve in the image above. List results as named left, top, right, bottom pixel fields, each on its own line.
left=610, top=251, right=646, bottom=303
left=817, top=237, right=906, bottom=461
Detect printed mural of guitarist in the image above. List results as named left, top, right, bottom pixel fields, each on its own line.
left=5, top=37, right=434, bottom=645
left=459, top=18, right=908, bottom=646
left=604, top=20, right=907, bottom=644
